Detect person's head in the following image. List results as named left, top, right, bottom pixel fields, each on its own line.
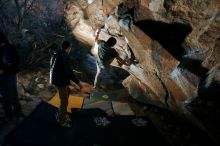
left=106, top=37, right=117, bottom=47
left=62, top=40, right=71, bottom=54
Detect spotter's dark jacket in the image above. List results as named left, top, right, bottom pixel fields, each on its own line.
left=50, top=50, right=79, bottom=86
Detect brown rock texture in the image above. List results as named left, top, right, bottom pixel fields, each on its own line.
left=64, top=1, right=220, bottom=129
left=0, top=0, right=219, bottom=144
left=66, top=0, right=220, bottom=141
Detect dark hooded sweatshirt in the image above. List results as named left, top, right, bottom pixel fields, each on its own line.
left=50, top=49, right=79, bottom=86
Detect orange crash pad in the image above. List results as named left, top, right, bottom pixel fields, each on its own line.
left=48, top=93, right=84, bottom=112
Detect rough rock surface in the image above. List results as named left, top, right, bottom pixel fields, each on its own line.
left=65, top=0, right=219, bottom=108
left=1, top=0, right=219, bottom=145
left=64, top=0, right=220, bottom=143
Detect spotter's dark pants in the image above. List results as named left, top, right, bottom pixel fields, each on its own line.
left=0, top=74, right=23, bottom=118
left=56, top=86, right=70, bottom=124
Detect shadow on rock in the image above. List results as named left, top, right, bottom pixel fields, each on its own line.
left=135, top=20, right=192, bottom=61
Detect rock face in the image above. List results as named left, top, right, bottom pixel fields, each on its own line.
left=1, top=0, right=218, bottom=111
left=64, top=0, right=220, bottom=142
left=64, top=0, right=220, bottom=111
left=0, top=0, right=219, bottom=143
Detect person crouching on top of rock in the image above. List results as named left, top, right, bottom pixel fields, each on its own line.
left=93, top=28, right=130, bottom=89
left=50, top=40, right=82, bottom=128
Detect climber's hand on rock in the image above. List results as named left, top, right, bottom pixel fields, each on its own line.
left=117, top=60, right=123, bottom=67
left=125, top=59, right=132, bottom=66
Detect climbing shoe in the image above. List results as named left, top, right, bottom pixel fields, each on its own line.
left=65, top=114, right=72, bottom=122
left=55, top=113, right=72, bottom=128
left=60, top=121, right=72, bottom=128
